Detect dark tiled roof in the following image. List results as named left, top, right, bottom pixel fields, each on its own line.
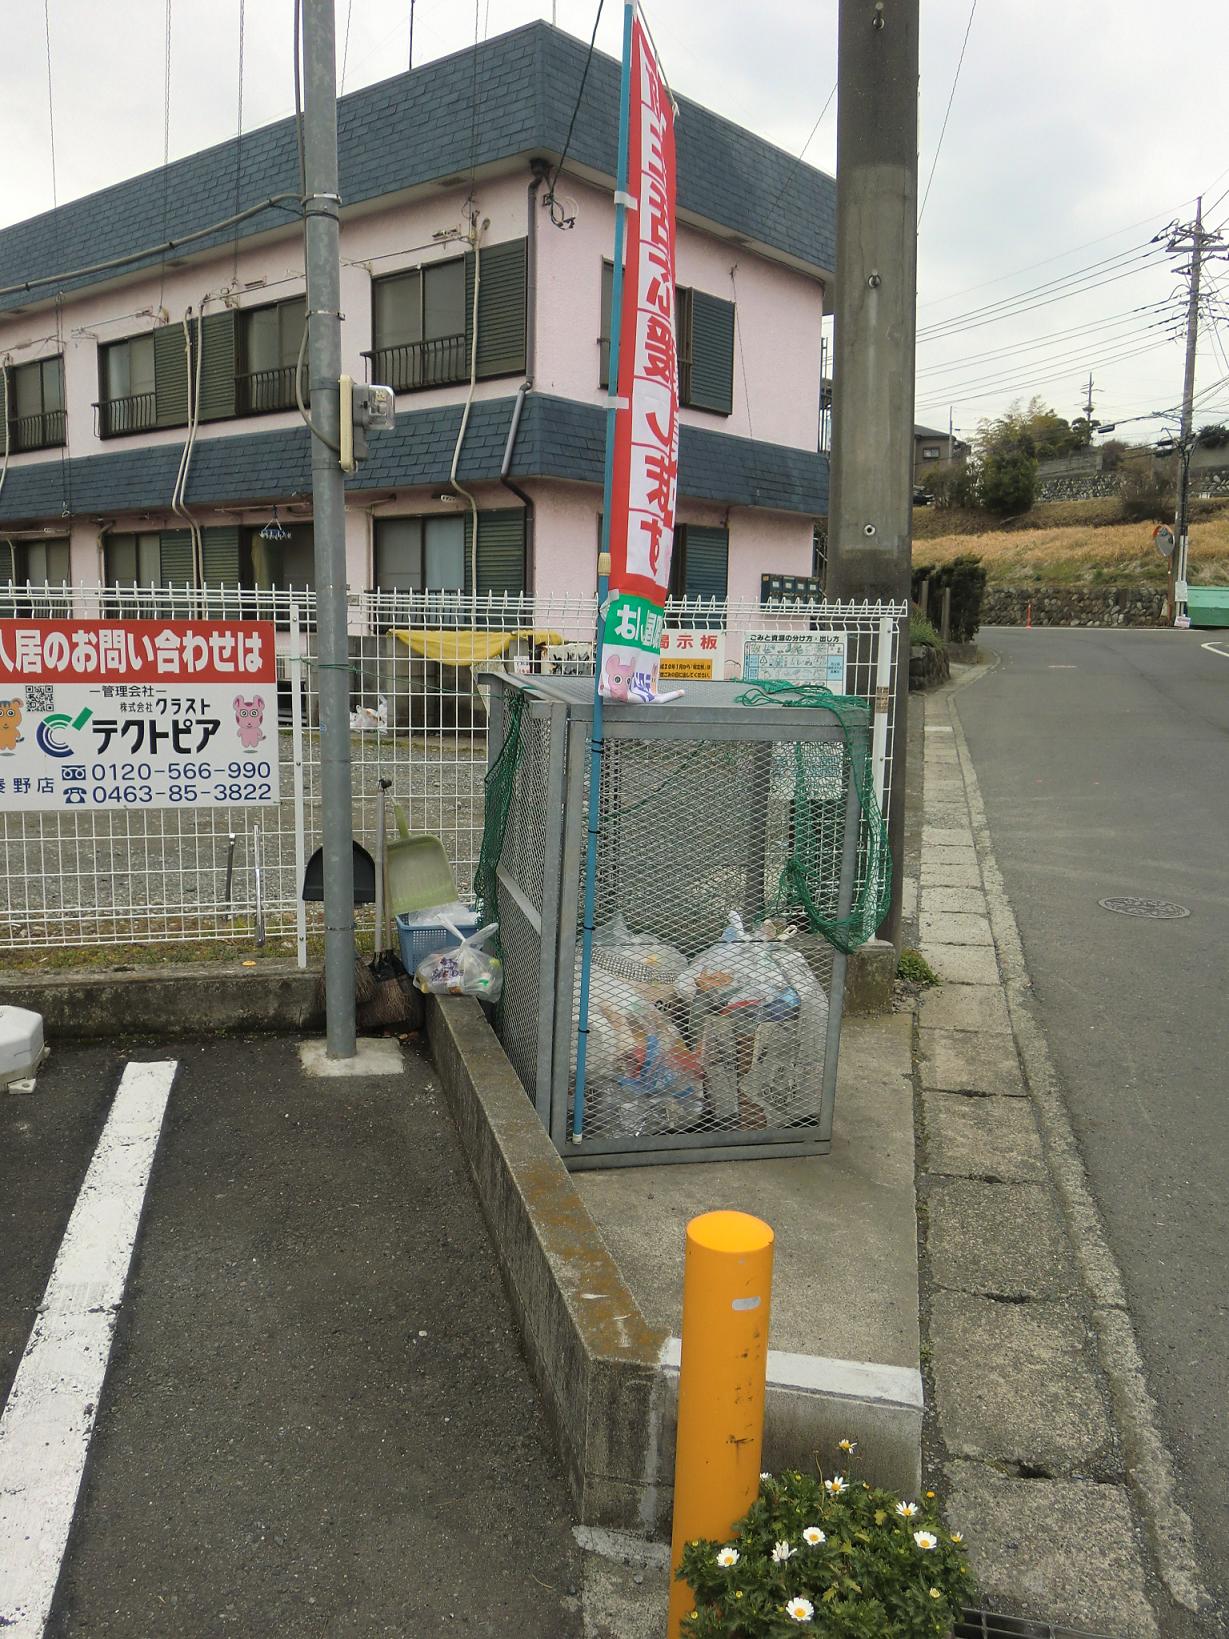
left=0, top=395, right=826, bottom=523
left=0, top=23, right=834, bottom=315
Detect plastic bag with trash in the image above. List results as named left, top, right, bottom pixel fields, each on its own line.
left=414, top=922, right=502, bottom=1001
left=674, top=912, right=828, bottom=1127
left=579, top=967, right=703, bottom=1137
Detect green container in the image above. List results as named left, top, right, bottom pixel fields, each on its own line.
left=1187, top=586, right=1229, bottom=628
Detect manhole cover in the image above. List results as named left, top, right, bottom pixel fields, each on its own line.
left=957, top=1612, right=1121, bottom=1638
left=1098, top=896, right=1190, bottom=920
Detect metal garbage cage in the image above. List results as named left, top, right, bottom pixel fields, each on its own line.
left=481, top=675, right=872, bottom=1170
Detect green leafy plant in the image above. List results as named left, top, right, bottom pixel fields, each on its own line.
left=909, top=608, right=942, bottom=650
left=677, top=1449, right=973, bottom=1636
left=897, top=949, right=939, bottom=987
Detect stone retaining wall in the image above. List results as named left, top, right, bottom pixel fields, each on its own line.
left=982, top=586, right=1166, bottom=627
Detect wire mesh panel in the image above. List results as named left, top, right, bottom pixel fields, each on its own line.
left=484, top=677, right=873, bottom=1168
left=0, top=586, right=901, bottom=959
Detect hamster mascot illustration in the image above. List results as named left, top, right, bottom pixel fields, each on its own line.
left=0, top=699, right=22, bottom=753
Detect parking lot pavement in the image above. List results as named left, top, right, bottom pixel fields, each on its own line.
left=2, top=1035, right=583, bottom=1638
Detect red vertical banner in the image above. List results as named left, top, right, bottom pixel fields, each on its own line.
left=599, top=18, right=679, bottom=702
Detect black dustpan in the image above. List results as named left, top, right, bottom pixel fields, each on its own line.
left=302, top=839, right=377, bottom=903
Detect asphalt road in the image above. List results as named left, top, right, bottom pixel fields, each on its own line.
left=1, top=1037, right=583, bottom=1637
left=956, top=626, right=1229, bottom=1618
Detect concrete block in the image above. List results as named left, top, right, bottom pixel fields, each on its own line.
left=927, top=1179, right=1077, bottom=1300
left=297, top=1037, right=403, bottom=1077
left=918, top=943, right=1000, bottom=985
left=944, top=1462, right=1159, bottom=1637
left=0, top=960, right=329, bottom=1040
left=917, top=984, right=1010, bottom=1034
left=922, top=1091, right=1046, bottom=1183
left=844, top=938, right=896, bottom=1015
left=919, top=1027, right=1024, bottom=1094
left=922, top=826, right=975, bottom=848
left=919, top=910, right=993, bottom=947
left=923, top=845, right=978, bottom=870
left=931, top=1293, right=1115, bottom=1476
left=919, top=860, right=982, bottom=889
left=918, top=885, right=986, bottom=918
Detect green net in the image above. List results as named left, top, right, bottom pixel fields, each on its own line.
left=474, top=686, right=526, bottom=927
left=734, top=680, right=891, bottom=954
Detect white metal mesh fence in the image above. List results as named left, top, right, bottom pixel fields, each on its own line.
left=0, top=584, right=902, bottom=956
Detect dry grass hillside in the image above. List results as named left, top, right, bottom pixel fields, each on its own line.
left=911, top=497, right=1229, bottom=585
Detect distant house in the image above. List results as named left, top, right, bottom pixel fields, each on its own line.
left=913, top=424, right=968, bottom=484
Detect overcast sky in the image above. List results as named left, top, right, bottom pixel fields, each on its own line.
left=3, top=0, right=1227, bottom=446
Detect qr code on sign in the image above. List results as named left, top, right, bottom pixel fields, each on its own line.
left=24, top=685, right=55, bottom=712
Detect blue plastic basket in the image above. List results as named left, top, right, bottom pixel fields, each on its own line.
left=396, top=910, right=480, bottom=974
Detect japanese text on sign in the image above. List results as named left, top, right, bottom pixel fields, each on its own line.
left=0, top=619, right=281, bottom=812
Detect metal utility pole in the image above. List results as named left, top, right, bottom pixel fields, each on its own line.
left=302, top=0, right=356, bottom=1056
left=1165, top=198, right=1225, bottom=623
left=1083, top=372, right=1095, bottom=426
left=825, top=0, right=919, bottom=946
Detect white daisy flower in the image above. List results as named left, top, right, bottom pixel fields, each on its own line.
left=801, top=1526, right=826, bottom=1546
left=716, top=1546, right=739, bottom=1568
left=771, top=1540, right=795, bottom=1563
left=950, top=1531, right=964, bottom=1544
left=823, top=1475, right=848, bottom=1495
left=786, top=1596, right=814, bottom=1623
left=914, top=1530, right=938, bottom=1550
left=760, top=1471, right=772, bottom=1481
left=896, top=1500, right=918, bottom=1518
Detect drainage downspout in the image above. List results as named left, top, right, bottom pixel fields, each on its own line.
left=499, top=380, right=534, bottom=591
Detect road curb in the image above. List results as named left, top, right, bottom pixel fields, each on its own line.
left=0, top=961, right=324, bottom=1039
left=944, top=665, right=1211, bottom=1617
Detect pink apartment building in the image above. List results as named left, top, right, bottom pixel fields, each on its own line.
left=0, top=22, right=833, bottom=613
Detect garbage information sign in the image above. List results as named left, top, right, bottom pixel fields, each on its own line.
left=741, top=630, right=847, bottom=692
left=0, top=618, right=280, bottom=811
left=658, top=628, right=726, bottom=680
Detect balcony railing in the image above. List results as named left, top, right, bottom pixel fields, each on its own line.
left=97, top=393, right=157, bottom=439
left=238, top=365, right=303, bottom=415
left=9, top=409, right=66, bottom=452
left=363, top=334, right=468, bottom=393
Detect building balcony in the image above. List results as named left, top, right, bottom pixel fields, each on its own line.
left=363, top=334, right=468, bottom=393
left=10, top=409, right=66, bottom=452
left=238, top=365, right=303, bottom=416
left=96, top=393, right=156, bottom=439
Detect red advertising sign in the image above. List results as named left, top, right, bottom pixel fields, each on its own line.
left=600, top=18, right=679, bottom=702
left=0, top=619, right=277, bottom=684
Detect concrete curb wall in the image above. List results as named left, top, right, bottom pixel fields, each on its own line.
left=425, top=993, right=924, bottom=1532
left=983, top=585, right=1166, bottom=627
left=0, top=961, right=323, bottom=1038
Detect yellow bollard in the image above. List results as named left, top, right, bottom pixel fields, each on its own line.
left=666, top=1210, right=774, bottom=1638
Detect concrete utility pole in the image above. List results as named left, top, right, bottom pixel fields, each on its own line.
left=825, top=0, right=919, bottom=946
left=1165, top=198, right=1226, bottom=623
left=302, top=0, right=356, bottom=1056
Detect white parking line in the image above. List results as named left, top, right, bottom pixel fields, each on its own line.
left=0, top=1059, right=177, bottom=1637
left=1200, top=641, right=1229, bottom=659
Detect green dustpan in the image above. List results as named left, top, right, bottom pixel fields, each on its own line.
left=386, top=802, right=458, bottom=916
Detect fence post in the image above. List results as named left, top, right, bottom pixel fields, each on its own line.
left=940, top=585, right=952, bottom=642
left=290, top=601, right=309, bottom=970
left=667, top=1211, right=774, bottom=1637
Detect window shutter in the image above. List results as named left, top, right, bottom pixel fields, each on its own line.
left=681, top=524, right=728, bottom=600
left=158, top=529, right=195, bottom=590
left=477, top=509, right=526, bottom=596
left=465, top=239, right=527, bottom=380
left=196, top=309, right=237, bottom=422
left=686, top=291, right=735, bottom=415
left=154, top=324, right=190, bottom=428
left=201, top=526, right=241, bottom=586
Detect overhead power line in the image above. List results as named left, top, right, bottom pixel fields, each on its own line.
left=770, top=82, right=837, bottom=210
left=917, top=0, right=976, bottom=227
left=918, top=249, right=1170, bottom=346
left=916, top=331, right=1178, bottom=413
left=915, top=336, right=1177, bottom=417
left=919, top=241, right=1163, bottom=339
left=915, top=300, right=1168, bottom=379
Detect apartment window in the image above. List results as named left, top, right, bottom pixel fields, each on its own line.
left=370, top=260, right=468, bottom=392
left=6, top=357, right=65, bottom=452
left=374, top=515, right=467, bottom=595
left=668, top=523, right=729, bottom=607
left=922, top=445, right=941, bottom=460
left=0, top=536, right=71, bottom=617
left=238, top=298, right=307, bottom=414
left=599, top=262, right=735, bottom=415
left=99, top=334, right=157, bottom=437
left=365, top=239, right=526, bottom=394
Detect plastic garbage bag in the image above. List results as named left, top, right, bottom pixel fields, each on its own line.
left=414, top=922, right=502, bottom=1001
left=591, top=913, right=689, bottom=1000
left=579, top=969, right=703, bottom=1135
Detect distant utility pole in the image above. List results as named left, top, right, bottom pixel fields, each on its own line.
left=947, top=406, right=956, bottom=462
left=302, top=0, right=356, bottom=1056
left=825, top=0, right=919, bottom=946
left=1165, top=197, right=1226, bottom=624
left=1082, top=372, right=1095, bottom=426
